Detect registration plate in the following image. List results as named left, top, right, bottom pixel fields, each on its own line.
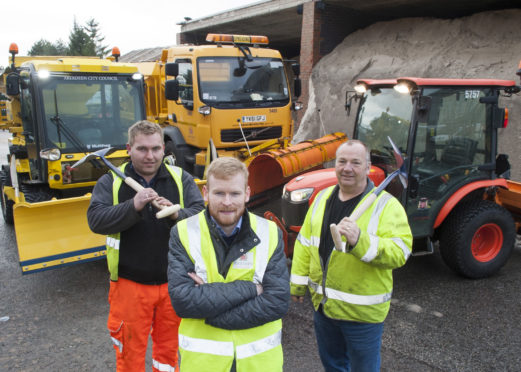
left=242, top=115, right=266, bottom=123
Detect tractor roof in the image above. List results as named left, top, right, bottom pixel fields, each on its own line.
left=357, top=77, right=516, bottom=88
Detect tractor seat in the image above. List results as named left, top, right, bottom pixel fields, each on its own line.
left=440, top=137, right=477, bottom=166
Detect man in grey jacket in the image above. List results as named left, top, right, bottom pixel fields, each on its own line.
left=88, top=120, right=204, bottom=371
left=168, top=157, right=290, bottom=372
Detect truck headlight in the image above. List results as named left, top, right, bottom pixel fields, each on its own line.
left=287, top=187, right=314, bottom=202
left=38, top=70, right=50, bottom=79
left=40, top=148, right=61, bottom=161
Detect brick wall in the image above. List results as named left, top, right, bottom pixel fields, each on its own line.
left=297, top=1, right=323, bottom=126
left=297, top=1, right=366, bottom=129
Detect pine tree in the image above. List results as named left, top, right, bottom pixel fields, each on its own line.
left=85, top=18, right=109, bottom=57
left=68, top=19, right=96, bottom=56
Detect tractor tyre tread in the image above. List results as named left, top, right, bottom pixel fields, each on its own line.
left=439, top=199, right=515, bottom=279
left=21, top=185, right=54, bottom=203
left=0, top=168, right=14, bottom=225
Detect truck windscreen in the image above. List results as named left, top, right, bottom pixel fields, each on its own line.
left=197, top=57, right=290, bottom=108
left=38, top=75, right=144, bottom=151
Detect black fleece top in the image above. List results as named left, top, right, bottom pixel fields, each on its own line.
left=87, top=162, right=205, bottom=284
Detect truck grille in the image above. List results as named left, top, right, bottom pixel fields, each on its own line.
left=221, top=126, right=282, bottom=143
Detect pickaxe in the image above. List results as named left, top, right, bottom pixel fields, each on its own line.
left=330, top=136, right=408, bottom=252
left=72, top=147, right=180, bottom=219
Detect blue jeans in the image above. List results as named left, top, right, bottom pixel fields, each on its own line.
left=313, top=309, right=384, bottom=372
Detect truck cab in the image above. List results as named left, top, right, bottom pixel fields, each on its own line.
left=0, top=44, right=147, bottom=273
left=144, top=34, right=302, bottom=179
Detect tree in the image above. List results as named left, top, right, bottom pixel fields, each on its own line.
left=28, top=39, right=68, bottom=56
left=68, top=19, right=96, bottom=56
left=85, top=18, right=109, bottom=57
left=28, top=18, right=107, bottom=57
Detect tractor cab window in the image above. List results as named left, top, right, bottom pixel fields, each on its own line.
left=197, top=57, right=289, bottom=108
left=407, top=87, right=492, bottom=237
left=356, top=86, right=412, bottom=177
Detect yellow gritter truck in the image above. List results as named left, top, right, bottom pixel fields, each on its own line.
left=0, top=43, right=146, bottom=274
left=136, top=34, right=346, bottom=200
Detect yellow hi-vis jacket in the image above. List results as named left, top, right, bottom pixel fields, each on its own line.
left=105, top=163, right=184, bottom=281
left=176, top=211, right=283, bottom=372
left=290, top=185, right=412, bottom=323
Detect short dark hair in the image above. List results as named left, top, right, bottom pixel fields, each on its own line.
left=128, top=120, right=164, bottom=146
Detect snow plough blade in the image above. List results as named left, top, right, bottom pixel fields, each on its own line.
left=13, top=195, right=105, bottom=274
left=246, top=132, right=347, bottom=195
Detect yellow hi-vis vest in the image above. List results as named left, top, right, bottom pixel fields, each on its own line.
left=105, top=163, right=184, bottom=281
left=290, top=185, right=412, bottom=323
left=176, top=211, right=282, bottom=372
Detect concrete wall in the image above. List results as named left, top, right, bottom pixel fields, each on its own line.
left=294, top=9, right=521, bottom=179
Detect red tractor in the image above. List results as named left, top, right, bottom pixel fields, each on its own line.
left=270, top=76, right=521, bottom=279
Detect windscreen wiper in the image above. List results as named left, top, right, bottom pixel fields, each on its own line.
left=49, top=90, right=102, bottom=168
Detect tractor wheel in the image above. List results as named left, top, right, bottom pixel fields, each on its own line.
left=21, top=185, right=54, bottom=203
left=0, top=168, right=14, bottom=225
left=439, top=199, right=515, bottom=279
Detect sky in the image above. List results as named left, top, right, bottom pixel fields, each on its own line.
left=1, top=0, right=261, bottom=65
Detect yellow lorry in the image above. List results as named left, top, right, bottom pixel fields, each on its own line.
left=0, top=43, right=146, bottom=273
left=137, top=33, right=346, bottom=199
left=1, top=35, right=344, bottom=274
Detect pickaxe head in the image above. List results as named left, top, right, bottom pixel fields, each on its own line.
left=387, top=136, right=408, bottom=189
left=71, top=147, right=117, bottom=169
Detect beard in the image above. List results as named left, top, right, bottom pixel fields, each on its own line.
left=210, top=204, right=245, bottom=232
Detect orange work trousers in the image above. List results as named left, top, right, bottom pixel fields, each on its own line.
left=107, top=277, right=181, bottom=372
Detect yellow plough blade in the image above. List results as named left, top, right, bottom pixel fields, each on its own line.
left=13, top=194, right=106, bottom=274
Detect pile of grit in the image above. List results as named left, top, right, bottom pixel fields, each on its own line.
left=294, top=9, right=521, bottom=179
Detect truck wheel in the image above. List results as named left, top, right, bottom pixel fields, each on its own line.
left=0, top=168, right=14, bottom=225
left=165, top=140, right=187, bottom=169
left=21, top=185, right=54, bottom=203
left=0, top=183, right=14, bottom=225
left=439, top=200, right=515, bottom=279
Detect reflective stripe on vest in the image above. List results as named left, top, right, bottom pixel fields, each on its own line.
left=235, top=329, right=282, bottom=359
left=179, top=334, right=234, bottom=356
left=310, top=188, right=329, bottom=228
left=361, top=193, right=392, bottom=263
left=290, top=273, right=309, bottom=286
left=296, top=233, right=320, bottom=249
left=178, top=329, right=282, bottom=360
left=183, top=213, right=208, bottom=283
left=106, top=236, right=120, bottom=251
left=106, top=162, right=184, bottom=281
left=309, top=279, right=392, bottom=306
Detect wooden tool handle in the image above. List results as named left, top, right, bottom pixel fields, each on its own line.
left=330, top=192, right=378, bottom=253
left=123, top=177, right=179, bottom=219
left=330, top=224, right=345, bottom=253
left=156, top=204, right=181, bottom=219
left=350, top=193, right=377, bottom=221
